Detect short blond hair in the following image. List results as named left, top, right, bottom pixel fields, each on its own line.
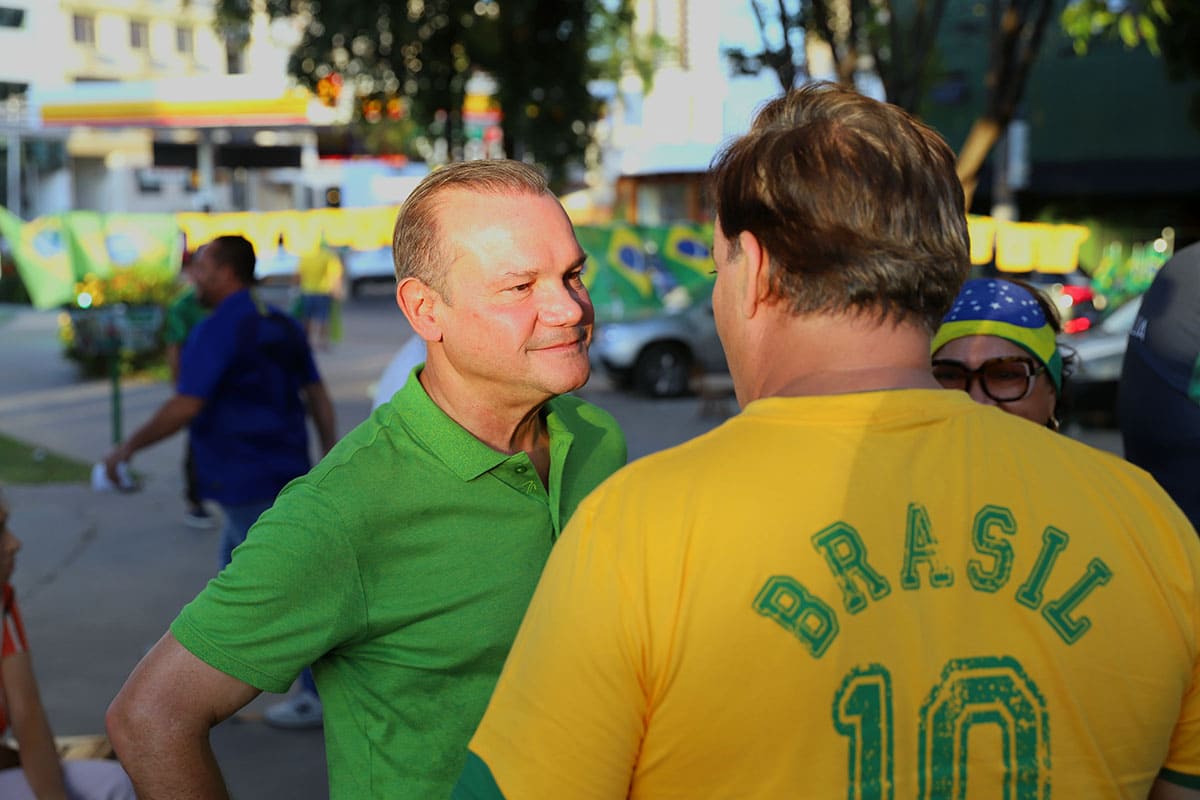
left=392, top=160, right=551, bottom=298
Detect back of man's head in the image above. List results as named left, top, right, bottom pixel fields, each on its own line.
left=392, top=160, right=551, bottom=298
left=206, top=235, right=257, bottom=286
left=711, top=82, right=969, bottom=333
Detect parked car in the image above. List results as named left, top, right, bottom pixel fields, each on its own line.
left=590, top=301, right=727, bottom=397
left=344, top=246, right=396, bottom=297
left=1058, top=297, right=1142, bottom=427
left=1022, top=271, right=1106, bottom=333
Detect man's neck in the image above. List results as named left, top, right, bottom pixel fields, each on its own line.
left=207, top=283, right=246, bottom=310
left=740, top=312, right=942, bottom=403
left=770, top=365, right=942, bottom=398
left=418, top=363, right=550, bottom=460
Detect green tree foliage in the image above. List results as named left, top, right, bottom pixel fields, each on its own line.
left=217, top=0, right=648, bottom=189
left=486, top=1, right=598, bottom=181
left=1061, top=0, right=1168, bottom=54
left=737, top=0, right=1199, bottom=208
left=723, top=0, right=948, bottom=113
left=725, top=1, right=806, bottom=92
left=954, top=0, right=1056, bottom=206
left=727, top=1, right=1049, bottom=206
left=1063, top=0, right=1199, bottom=127
left=588, top=2, right=670, bottom=94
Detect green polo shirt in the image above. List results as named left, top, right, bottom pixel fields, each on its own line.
left=171, top=370, right=627, bottom=799
left=164, top=285, right=208, bottom=345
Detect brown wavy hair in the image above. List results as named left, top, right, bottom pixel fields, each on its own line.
left=710, top=82, right=970, bottom=333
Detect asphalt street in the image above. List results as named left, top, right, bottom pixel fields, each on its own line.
left=0, top=288, right=1122, bottom=798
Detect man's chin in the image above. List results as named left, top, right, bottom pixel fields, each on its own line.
left=543, top=362, right=592, bottom=396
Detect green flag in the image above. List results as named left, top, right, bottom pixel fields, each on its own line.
left=576, top=224, right=661, bottom=321
left=62, top=210, right=112, bottom=279
left=0, top=206, right=75, bottom=309
left=101, top=213, right=183, bottom=278
left=642, top=222, right=715, bottom=298
left=60, top=211, right=183, bottom=282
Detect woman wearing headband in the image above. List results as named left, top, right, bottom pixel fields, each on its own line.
left=931, top=277, right=1072, bottom=430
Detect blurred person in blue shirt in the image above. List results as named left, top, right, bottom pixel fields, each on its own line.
left=102, top=235, right=337, bottom=567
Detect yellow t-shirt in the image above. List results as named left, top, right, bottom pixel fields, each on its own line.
left=298, top=247, right=344, bottom=295
left=468, top=390, right=1200, bottom=798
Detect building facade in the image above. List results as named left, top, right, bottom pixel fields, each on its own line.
left=595, top=0, right=777, bottom=224
left=2, top=0, right=321, bottom=217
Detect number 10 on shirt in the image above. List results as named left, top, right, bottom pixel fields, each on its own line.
left=833, top=656, right=1050, bottom=799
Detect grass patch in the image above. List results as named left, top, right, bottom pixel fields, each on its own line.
left=0, top=431, right=92, bottom=484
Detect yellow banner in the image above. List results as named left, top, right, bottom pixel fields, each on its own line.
left=175, top=207, right=398, bottom=254
left=968, top=216, right=1090, bottom=273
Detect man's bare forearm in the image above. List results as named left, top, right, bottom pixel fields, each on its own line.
left=106, top=394, right=204, bottom=468
left=108, top=718, right=230, bottom=800
left=107, top=633, right=260, bottom=800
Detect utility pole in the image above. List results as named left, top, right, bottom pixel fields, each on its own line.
left=3, top=96, right=21, bottom=216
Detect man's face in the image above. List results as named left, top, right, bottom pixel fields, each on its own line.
left=433, top=190, right=594, bottom=406
left=189, top=246, right=223, bottom=308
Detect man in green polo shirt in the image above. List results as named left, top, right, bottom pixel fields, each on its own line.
left=105, top=160, right=628, bottom=799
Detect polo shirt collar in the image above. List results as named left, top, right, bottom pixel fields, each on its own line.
left=391, top=371, right=572, bottom=483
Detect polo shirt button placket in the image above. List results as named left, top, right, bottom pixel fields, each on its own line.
left=508, top=462, right=541, bottom=495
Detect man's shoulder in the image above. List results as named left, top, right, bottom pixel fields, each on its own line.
left=307, top=411, right=421, bottom=486
left=199, top=289, right=253, bottom=325
left=267, top=412, right=466, bottom=545
left=184, top=292, right=254, bottom=348
left=949, top=402, right=1197, bottom=540
left=260, top=300, right=306, bottom=333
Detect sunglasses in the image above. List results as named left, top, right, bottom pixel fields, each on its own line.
left=931, top=356, right=1046, bottom=403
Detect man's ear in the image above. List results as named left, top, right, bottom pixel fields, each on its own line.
left=396, top=277, right=444, bottom=342
left=737, top=230, right=770, bottom=318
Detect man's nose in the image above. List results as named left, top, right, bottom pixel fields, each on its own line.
left=540, top=282, right=590, bottom=326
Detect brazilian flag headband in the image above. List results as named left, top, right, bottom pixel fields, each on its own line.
left=931, top=278, right=1064, bottom=391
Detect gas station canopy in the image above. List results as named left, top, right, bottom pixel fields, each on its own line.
left=30, top=75, right=328, bottom=130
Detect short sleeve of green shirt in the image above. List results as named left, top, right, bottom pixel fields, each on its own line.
left=171, top=479, right=365, bottom=693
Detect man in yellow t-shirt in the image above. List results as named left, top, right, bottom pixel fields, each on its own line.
left=297, top=244, right=344, bottom=349
left=455, top=83, right=1200, bottom=799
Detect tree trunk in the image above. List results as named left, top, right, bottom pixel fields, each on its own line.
left=955, top=115, right=1002, bottom=210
